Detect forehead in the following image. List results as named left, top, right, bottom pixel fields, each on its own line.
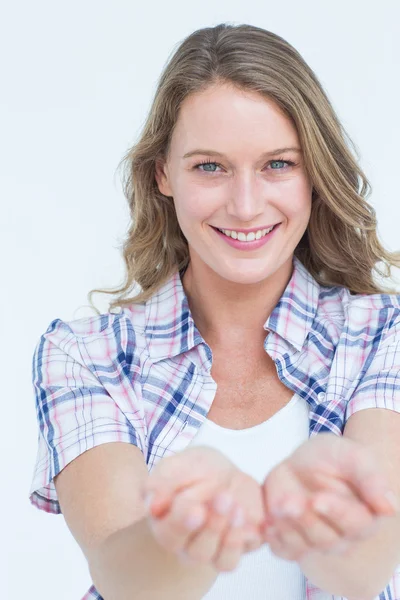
left=171, top=84, right=299, bottom=155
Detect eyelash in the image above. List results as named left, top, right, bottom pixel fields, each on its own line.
left=193, top=157, right=296, bottom=174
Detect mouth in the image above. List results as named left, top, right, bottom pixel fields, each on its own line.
left=212, top=223, right=280, bottom=241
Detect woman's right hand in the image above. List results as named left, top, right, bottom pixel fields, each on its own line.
left=142, top=446, right=267, bottom=572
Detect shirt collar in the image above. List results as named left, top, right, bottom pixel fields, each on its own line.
left=145, top=269, right=203, bottom=362
left=145, top=255, right=320, bottom=361
left=263, top=256, right=320, bottom=352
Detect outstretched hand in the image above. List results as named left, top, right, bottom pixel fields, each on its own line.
left=142, top=446, right=265, bottom=572
left=142, top=435, right=399, bottom=571
left=260, top=432, right=398, bottom=561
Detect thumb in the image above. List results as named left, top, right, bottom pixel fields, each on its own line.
left=144, top=448, right=210, bottom=496
left=143, top=462, right=198, bottom=517
left=142, top=447, right=231, bottom=517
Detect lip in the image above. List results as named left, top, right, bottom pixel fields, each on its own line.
left=211, top=223, right=280, bottom=250
left=213, top=223, right=281, bottom=234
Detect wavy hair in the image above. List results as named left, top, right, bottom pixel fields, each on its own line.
left=87, top=23, right=400, bottom=315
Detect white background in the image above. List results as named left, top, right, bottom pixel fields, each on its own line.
left=1, top=1, right=399, bottom=598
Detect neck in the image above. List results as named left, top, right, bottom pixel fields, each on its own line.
left=181, top=255, right=294, bottom=347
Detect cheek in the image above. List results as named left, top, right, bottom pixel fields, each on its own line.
left=279, top=180, right=312, bottom=219
left=174, top=191, right=221, bottom=223
left=287, top=197, right=311, bottom=220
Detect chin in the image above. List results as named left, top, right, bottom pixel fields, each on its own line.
left=211, top=262, right=278, bottom=286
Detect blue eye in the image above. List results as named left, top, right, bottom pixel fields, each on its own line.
left=193, top=158, right=295, bottom=174
left=270, top=160, right=291, bottom=169
left=195, top=160, right=221, bottom=172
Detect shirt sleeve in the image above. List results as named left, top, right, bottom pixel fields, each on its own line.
left=346, top=313, right=400, bottom=421
left=29, top=316, right=147, bottom=515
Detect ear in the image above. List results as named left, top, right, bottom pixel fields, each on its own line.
left=155, top=158, right=173, bottom=197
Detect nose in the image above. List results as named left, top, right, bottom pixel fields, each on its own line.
left=225, top=171, right=265, bottom=223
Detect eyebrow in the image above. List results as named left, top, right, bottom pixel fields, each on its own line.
left=182, top=147, right=302, bottom=159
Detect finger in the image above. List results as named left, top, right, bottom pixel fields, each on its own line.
left=186, top=501, right=261, bottom=571
left=147, top=478, right=225, bottom=520
left=145, top=492, right=173, bottom=519
left=320, top=436, right=398, bottom=516
left=312, top=492, right=383, bottom=541
left=272, top=507, right=342, bottom=554
left=219, top=502, right=263, bottom=555
left=152, top=482, right=263, bottom=568
left=183, top=501, right=240, bottom=566
left=212, top=506, right=256, bottom=571
left=176, top=492, right=250, bottom=564
left=243, top=533, right=264, bottom=553
left=269, top=522, right=350, bottom=559
left=143, top=479, right=199, bottom=519
left=264, top=463, right=308, bottom=518
left=267, top=522, right=312, bottom=561
left=143, top=447, right=233, bottom=501
left=267, top=490, right=383, bottom=558
left=149, top=493, right=208, bottom=554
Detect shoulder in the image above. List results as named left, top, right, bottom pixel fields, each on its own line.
left=45, top=303, right=147, bottom=338
left=342, top=289, right=400, bottom=349
left=33, top=303, right=150, bottom=374
left=314, top=284, right=400, bottom=346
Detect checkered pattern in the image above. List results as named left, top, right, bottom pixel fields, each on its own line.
left=30, top=256, right=400, bottom=599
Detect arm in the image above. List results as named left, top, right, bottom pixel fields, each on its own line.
left=88, top=517, right=218, bottom=600
left=55, top=442, right=218, bottom=600
left=298, top=409, right=400, bottom=600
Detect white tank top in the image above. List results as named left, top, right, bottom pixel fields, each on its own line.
left=188, top=392, right=310, bottom=600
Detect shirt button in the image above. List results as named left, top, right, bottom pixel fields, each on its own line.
left=318, top=392, right=326, bottom=401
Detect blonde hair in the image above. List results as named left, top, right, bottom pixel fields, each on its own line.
left=88, top=23, right=400, bottom=315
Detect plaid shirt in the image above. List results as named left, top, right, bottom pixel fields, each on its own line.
left=30, top=256, right=400, bottom=600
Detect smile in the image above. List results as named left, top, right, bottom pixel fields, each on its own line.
left=216, top=225, right=276, bottom=242
left=211, top=223, right=280, bottom=250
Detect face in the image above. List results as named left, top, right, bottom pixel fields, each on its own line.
left=155, top=83, right=313, bottom=286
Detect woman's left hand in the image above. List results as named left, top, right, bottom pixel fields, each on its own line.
left=261, top=433, right=399, bottom=561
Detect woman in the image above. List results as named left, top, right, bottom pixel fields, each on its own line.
left=30, top=23, right=400, bottom=600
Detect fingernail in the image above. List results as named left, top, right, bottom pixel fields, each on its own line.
left=184, top=512, right=205, bottom=530
left=282, top=502, right=304, bottom=518
left=271, top=501, right=288, bottom=517
left=313, top=499, right=330, bottom=515
left=275, top=499, right=303, bottom=518
left=213, top=493, right=234, bottom=515
left=231, top=507, right=245, bottom=527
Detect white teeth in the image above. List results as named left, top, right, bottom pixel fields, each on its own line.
left=219, top=225, right=276, bottom=242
